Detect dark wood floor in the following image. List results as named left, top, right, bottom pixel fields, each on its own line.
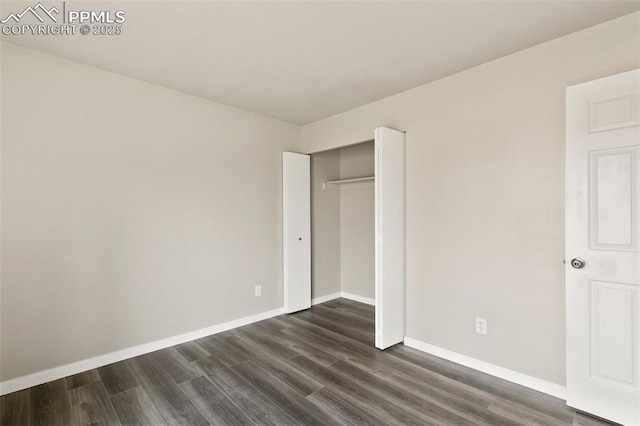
left=1, top=298, right=616, bottom=425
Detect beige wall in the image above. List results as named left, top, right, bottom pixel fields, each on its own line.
left=0, top=43, right=299, bottom=381
left=301, top=13, right=640, bottom=385
left=340, top=142, right=375, bottom=299
left=310, top=150, right=341, bottom=299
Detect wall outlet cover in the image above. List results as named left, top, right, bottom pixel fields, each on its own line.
left=475, top=317, right=487, bottom=335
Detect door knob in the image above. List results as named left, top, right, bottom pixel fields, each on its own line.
left=570, top=258, right=585, bottom=269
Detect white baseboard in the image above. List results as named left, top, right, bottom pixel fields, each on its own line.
left=403, top=337, right=566, bottom=400
left=0, top=307, right=284, bottom=396
left=312, top=292, right=375, bottom=307
left=311, top=292, right=342, bottom=305
left=341, top=292, right=375, bottom=306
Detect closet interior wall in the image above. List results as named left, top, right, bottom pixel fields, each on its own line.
left=310, top=141, right=375, bottom=301
left=310, top=149, right=341, bottom=299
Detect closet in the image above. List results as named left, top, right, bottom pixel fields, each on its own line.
left=312, top=141, right=376, bottom=304
left=283, top=127, right=405, bottom=350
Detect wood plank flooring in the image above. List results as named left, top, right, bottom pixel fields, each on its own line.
left=0, top=298, right=618, bottom=425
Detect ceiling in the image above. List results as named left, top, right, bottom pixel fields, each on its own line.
left=2, top=1, right=639, bottom=124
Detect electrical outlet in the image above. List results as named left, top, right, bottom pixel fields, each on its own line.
left=255, top=285, right=262, bottom=297
left=475, top=317, right=487, bottom=335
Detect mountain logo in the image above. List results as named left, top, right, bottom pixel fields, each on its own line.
left=1, top=2, right=60, bottom=24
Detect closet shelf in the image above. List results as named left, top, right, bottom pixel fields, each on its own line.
left=323, top=176, right=374, bottom=189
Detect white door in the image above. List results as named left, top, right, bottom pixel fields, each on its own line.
left=375, top=127, right=406, bottom=350
left=283, top=152, right=311, bottom=314
left=566, top=69, right=640, bottom=425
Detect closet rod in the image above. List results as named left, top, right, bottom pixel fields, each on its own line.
left=323, top=176, right=374, bottom=189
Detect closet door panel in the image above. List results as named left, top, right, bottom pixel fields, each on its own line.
left=375, top=127, right=406, bottom=349
left=283, top=152, right=311, bottom=313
